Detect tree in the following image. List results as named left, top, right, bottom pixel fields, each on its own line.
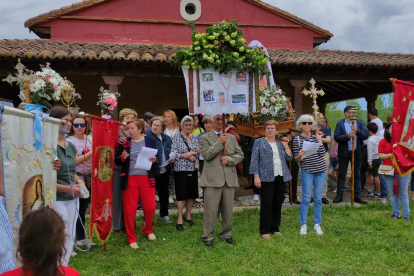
left=325, top=102, right=343, bottom=130
left=375, top=93, right=394, bottom=123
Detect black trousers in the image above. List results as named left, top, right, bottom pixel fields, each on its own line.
left=76, top=197, right=89, bottom=240
left=155, top=172, right=170, bottom=217
left=289, top=160, right=299, bottom=200
left=260, top=176, right=285, bottom=234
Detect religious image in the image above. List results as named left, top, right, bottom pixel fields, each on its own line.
left=401, top=101, right=414, bottom=149
left=22, top=174, right=44, bottom=216
left=231, top=93, right=247, bottom=105
left=202, top=73, right=214, bottom=82
left=98, top=147, right=113, bottom=182
left=203, top=90, right=216, bottom=103
left=219, top=92, right=225, bottom=106
left=236, top=71, right=247, bottom=83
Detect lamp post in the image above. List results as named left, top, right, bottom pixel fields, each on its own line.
left=349, top=105, right=358, bottom=205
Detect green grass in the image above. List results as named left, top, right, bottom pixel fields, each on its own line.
left=70, top=203, right=414, bottom=275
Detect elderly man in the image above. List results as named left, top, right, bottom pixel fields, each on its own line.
left=199, top=114, right=244, bottom=247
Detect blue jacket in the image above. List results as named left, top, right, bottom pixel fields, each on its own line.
left=145, top=129, right=172, bottom=175
left=249, top=137, right=293, bottom=183
left=334, top=118, right=369, bottom=158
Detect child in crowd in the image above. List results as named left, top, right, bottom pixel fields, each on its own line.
left=366, top=122, right=381, bottom=198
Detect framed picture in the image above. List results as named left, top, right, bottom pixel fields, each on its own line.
left=236, top=71, right=247, bottom=83
left=231, top=93, right=247, bottom=105
left=219, top=92, right=225, bottom=106
left=203, top=90, right=216, bottom=103
left=202, top=73, right=214, bottom=82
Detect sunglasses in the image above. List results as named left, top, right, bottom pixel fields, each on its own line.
left=301, top=122, right=313, bottom=125
left=74, top=123, right=86, bottom=128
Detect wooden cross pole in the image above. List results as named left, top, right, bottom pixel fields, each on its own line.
left=222, top=113, right=227, bottom=157
left=349, top=106, right=358, bottom=206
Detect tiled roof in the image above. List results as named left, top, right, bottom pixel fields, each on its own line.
left=24, top=0, right=332, bottom=38
left=267, top=49, right=414, bottom=67
left=0, top=40, right=413, bottom=68
left=245, top=0, right=332, bottom=37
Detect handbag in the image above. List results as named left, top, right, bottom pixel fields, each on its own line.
left=379, top=164, right=394, bottom=176
left=179, top=134, right=199, bottom=170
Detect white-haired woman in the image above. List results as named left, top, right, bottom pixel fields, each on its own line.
left=292, top=114, right=326, bottom=235
left=171, top=115, right=199, bottom=231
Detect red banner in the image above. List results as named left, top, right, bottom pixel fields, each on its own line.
left=391, top=79, right=414, bottom=176
left=90, top=116, right=120, bottom=245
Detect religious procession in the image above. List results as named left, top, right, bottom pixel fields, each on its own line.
left=0, top=0, right=414, bottom=275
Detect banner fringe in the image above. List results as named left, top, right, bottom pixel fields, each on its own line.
left=93, top=222, right=112, bottom=245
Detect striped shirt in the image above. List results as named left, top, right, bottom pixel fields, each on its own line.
left=0, top=196, right=15, bottom=273
left=293, top=135, right=326, bottom=173
left=129, top=140, right=148, bottom=176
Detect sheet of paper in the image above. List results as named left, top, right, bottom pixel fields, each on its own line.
left=160, top=152, right=177, bottom=168
left=302, top=141, right=320, bottom=159
left=135, top=147, right=158, bottom=170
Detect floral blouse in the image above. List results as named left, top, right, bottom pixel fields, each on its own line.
left=171, top=132, right=199, bottom=172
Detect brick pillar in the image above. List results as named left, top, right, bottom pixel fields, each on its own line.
left=289, top=79, right=308, bottom=116
left=102, top=76, right=124, bottom=121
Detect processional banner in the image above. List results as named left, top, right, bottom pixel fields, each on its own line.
left=0, top=106, right=59, bottom=265
left=90, top=117, right=119, bottom=245
left=391, top=79, right=414, bottom=176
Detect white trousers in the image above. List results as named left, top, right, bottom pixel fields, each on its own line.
left=56, top=199, right=78, bottom=266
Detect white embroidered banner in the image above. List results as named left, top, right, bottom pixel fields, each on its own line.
left=0, top=106, right=60, bottom=266
left=182, top=67, right=257, bottom=115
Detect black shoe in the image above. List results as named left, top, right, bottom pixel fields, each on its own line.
left=204, top=240, right=214, bottom=247
left=390, top=215, right=400, bottom=220
left=310, top=197, right=314, bottom=203
left=244, top=184, right=254, bottom=190
left=333, top=195, right=343, bottom=203
left=354, top=198, right=368, bottom=205
left=221, top=237, right=236, bottom=245
left=293, top=199, right=301, bottom=205
left=185, top=219, right=195, bottom=227
left=176, top=224, right=184, bottom=231
left=322, top=197, right=329, bottom=205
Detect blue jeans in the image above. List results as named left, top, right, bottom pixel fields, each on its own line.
left=384, top=174, right=410, bottom=218
left=379, top=160, right=388, bottom=199
left=300, top=169, right=326, bottom=225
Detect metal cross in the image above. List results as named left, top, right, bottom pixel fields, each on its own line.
left=302, top=78, right=325, bottom=117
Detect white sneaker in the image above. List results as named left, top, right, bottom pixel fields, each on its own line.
left=155, top=195, right=160, bottom=202
left=333, top=188, right=337, bottom=193
left=314, top=224, right=323, bottom=235
left=195, top=198, right=203, bottom=203
left=168, top=196, right=174, bottom=204
left=300, top=225, right=307, bottom=235
left=253, top=194, right=260, bottom=201
left=76, top=239, right=85, bottom=246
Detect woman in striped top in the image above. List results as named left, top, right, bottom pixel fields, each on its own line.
left=292, top=114, right=326, bottom=235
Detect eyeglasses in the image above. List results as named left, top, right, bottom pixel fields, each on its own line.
left=74, top=123, right=86, bottom=128
left=301, top=122, right=313, bottom=125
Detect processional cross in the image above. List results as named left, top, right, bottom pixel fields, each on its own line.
left=302, top=78, right=325, bottom=123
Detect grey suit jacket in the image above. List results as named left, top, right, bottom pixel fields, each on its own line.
left=199, top=131, right=244, bottom=188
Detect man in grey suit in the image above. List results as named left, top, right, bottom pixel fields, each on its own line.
left=199, top=114, right=244, bottom=247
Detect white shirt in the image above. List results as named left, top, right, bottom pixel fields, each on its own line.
left=364, top=117, right=383, bottom=145
left=268, top=141, right=283, bottom=177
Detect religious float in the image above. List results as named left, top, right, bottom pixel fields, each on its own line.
left=172, top=20, right=296, bottom=137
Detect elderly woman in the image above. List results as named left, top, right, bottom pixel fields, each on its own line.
left=379, top=122, right=410, bottom=222
left=114, top=119, right=158, bottom=249
left=292, top=114, right=326, bottom=235
left=145, top=116, right=175, bottom=223
left=113, top=108, right=138, bottom=235
left=249, top=120, right=293, bottom=239
left=171, top=115, right=199, bottom=231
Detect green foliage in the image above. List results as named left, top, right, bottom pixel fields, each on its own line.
left=171, top=20, right=270, bottom=77
left=71, top=205, right=414, bottom=275
left=325, top=102, right=344, bottom=129
left=375, top=93, right=394, bottom=122
left=345, top=99, right=366, bottom=124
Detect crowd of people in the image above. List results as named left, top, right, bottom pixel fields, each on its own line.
left=1, top=104, right=413, bottom=275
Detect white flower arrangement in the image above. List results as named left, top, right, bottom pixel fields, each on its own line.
left=258, top=86, right=291, bottom=122
left=3, top=60, right=80, bottom=108
left=97, top=87, right=120, bottom=115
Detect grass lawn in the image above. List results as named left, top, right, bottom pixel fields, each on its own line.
left=70, top=203, right=414, bottom=275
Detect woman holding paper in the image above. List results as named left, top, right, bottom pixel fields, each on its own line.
left=171, top=115, right=199, bottom=231
left=379, top=122, right=410, bottom=222
left=292, top=115, right=326, bottom=236
left=145, top=116, right=175, bottom=224
left=249, top=120, right=293, bottom=239
left=114, top=119, right=158, bottom=249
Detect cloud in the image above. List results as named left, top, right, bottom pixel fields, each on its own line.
left=0, top=0, right=413, bottom=54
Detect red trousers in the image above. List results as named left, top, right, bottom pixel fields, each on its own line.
left=122, top=175, right=156, bottom=244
